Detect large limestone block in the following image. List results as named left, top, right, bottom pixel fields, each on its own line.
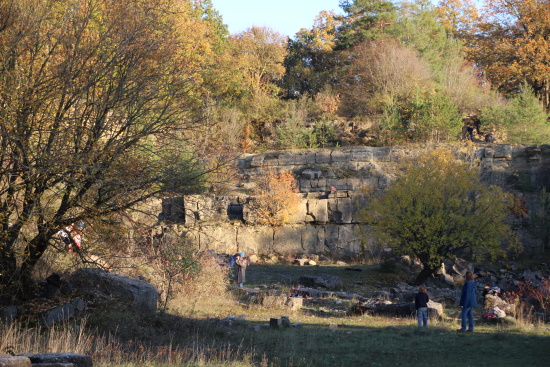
left=290, top=197, right=308, bottom=223
left=338, top=224, right=362, bottom=255
left=328, top=197, right=353, bottom=223
left=249, top=154, right=265, bottom=168
left=132, top=198, right=163, bottom=226
left=350, top=149, right=374, bottom=162
left=324, top=225, right=338, bottom=255
left=62, top=269, right=158, bottom=313
left=315, top=151, right=332, bottom=164
left=278, top=153, right=295, bottom=165
left=300, top=225, right=326, bottom=253
left=273, top=226, right=304, bottom=254
left=183, top=195, right=202, bottom=226
left=299, top=179, right=313, bottom=192
left=493, top=145, right=512, bottom=160
left=331, top=150, right=352, bottom=162
left=372, top=147, right=393, bottom=162
left=236, top=226, right=273, bottom=254
left=262, top=154, right=279, bottom=166
left=324, top=224, right=361, bottom=256
left=324, top=179, right=345, bottom=191
left=290, top=152, right=311, bottom=165
left=198, top=224, right=237, bottom=253
left=306, top=198, right=328, bottom=223
left=42, top=298, right=85, bottom=327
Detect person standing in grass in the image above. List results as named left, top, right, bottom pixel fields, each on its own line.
left=415, top=285, right=429, bottom=327
left=458, top=271, right=478, bottom=332
left=235, top=252, right=248, bottom=288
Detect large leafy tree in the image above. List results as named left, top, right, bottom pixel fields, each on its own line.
left=284, top=10, right=342, bottom=95
left=229, top=26, right=288, bottom=98
left=359, top=149, right=519, bottom=285
left=337, top=0, right=398, bottom=50
left=435, top=0, right=480, bottom=39
left=466, top=0, right=550, bottom=110
left=0, top=0, right=211, bottom=301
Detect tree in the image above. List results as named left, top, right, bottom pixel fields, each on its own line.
left=0, top=0, right=210, bottom=301
left=501, top=82, right=550, bottom=144
left=337, top=0, right=398, bottom=50
left=435, top=0, right=480, bottom=39
left=339, top=38, right=434, bottom=117
left=247, top=170, right=299, bottom=226
left=229, top=26, right=288, bottom=97
left=466, top=0, right=550, bottom=110
left=359, top=149, right=519, bottom=285
left=283, top=10, right=342, bottom=95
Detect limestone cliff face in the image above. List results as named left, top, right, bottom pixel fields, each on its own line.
left=160, top=145, right=550, bottom=257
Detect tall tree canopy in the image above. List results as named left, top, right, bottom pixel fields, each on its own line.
left=0, top=0, right=211, bottom=300
left=359, top=149, right=519, bottom=285
left=466, top=0, right=550, bottom=110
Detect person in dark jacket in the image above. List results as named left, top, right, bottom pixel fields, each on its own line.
left=458, top=271, right=478, bottom=332
left=415, top=285, right=429, bottom=327
left=235, top=252, right=248, bottom=288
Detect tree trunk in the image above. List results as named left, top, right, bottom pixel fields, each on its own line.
left=411, top=266, right=436, bottom=286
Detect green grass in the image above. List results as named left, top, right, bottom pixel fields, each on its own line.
left=169, top=263, right=550, bottom=367
left=217, top=316, right=550, bottom=367
left=4, top=262, right=550, bottom=367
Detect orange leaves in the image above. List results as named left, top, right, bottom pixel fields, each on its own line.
left=250, top=169, right=299, bottom=226
left=466, top=0, right=550, bottom=109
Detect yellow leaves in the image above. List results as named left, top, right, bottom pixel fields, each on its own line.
left=251, top=169, right=299, bottom=226
left=228, top=26, right=288, bottom=96
left=436, top=0, right=480, bottom=37
left=467, top=0, right=550, bottom=108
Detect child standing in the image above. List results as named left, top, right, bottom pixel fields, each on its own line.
left=415, top=285, right=429, bottom=327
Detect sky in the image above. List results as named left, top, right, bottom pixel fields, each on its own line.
left=210, top=0, right=343, bottom=38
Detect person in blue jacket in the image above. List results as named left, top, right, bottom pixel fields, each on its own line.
left=458, top=271, right=478, bottom=332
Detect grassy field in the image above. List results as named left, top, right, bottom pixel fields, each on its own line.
left=2, top=262, right=550, bottom=367
left=164, top=262, right=550, bottom=367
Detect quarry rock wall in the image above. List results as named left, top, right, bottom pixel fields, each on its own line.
left=159, top=145, right=550, bottom=257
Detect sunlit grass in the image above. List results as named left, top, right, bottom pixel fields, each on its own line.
left=3, top=262, right=550, bottom=367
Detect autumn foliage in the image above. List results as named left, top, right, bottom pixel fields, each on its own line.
left=249, top=170, right=299, bottom=226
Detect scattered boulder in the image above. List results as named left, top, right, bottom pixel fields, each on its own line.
left=18, top=354, right=92, bottom=367
left=248, top=254, right=259, bottom=264
left=42, top=299, right=85, bottom=327
left=260, top=294, right=303, bottom=312
left=0, top=355, right=30, bottom=367
left=209, top=314, right=246, bottom=329
left=351, top=298, right=443, bottom=319
left=298, top=274, right=343, bottom=289
left=484, top=294, right=516, bottom=316
left=61, top=268, right=159, bottom=313
left=270, top=316, right=290, bottom=329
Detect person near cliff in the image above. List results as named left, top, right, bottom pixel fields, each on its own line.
left=235, top=252, right=248, bottom=288
left=458, top=271, right=478, bottom=332
left=415, top=285, right=429, bottom=327
left=228, top=251, right=244, bottom=268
